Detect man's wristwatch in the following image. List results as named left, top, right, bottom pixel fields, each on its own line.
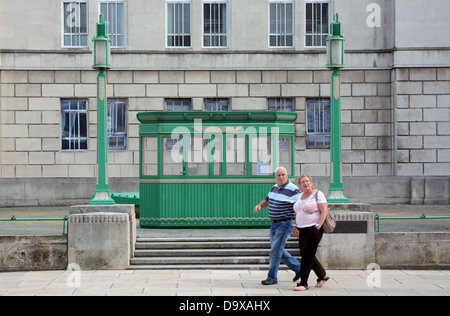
left=315, top=224, right=321, bottom=229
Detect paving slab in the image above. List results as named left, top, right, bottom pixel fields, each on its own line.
left=0, top=268, right=449, bottom=296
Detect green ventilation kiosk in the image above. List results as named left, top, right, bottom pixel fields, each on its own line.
left=137, top=111, right=297, bottom=228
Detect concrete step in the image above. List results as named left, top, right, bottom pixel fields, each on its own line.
left=136, top=237, right=271, bottom=242
left=131, top=256, right=271, bottom=265
left=135, top=237, right=297, bottom=248
left=130, top=264, right=272, bottom=270
left=136, top=248, right=265, bottom=257
left=134, top=248, right=300, bottom=257
left=130, top=236, right=300, bottom=270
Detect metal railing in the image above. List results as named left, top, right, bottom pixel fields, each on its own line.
left=0, top=215, right=69, bottom=235
left=374, top=213, right=450, bottom=233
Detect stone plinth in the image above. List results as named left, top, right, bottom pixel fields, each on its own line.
left=318, top=203, right=375, bottom=269
left=69, top=204, right=136, bottom=257
left=68, top=204, right=136, bottom=270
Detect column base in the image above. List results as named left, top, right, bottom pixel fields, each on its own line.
left=90, top=191, right=115, bottom=205
left=328, top=189, right=350, bottom=203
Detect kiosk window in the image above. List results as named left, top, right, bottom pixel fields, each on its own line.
left=279, top=136, right=292, bottom=175
left=162, top=136, right=184, bottom=176
left=211, top=135, right=222, bottom=176
left=226, top=135, right=247, bottom=175
left=252, top=135, right=273, bottom=176
left=187, top=135, right=209, bottom=176
left=142, top=137, right=158, bottom=176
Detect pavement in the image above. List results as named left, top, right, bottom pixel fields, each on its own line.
left=0, top=268, right=449, bottom=297
left=0, top=204, right=449, bottom=297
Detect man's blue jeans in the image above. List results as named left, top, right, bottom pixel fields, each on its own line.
left=267, top=220, right=301, bottom=281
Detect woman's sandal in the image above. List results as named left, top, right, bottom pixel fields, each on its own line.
left=315, top=274, right=330, bottom=288
left=293, top=284, right=309, bottom=291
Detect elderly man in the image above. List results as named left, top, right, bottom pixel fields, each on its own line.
left=254, top=167, right=301, bottom=285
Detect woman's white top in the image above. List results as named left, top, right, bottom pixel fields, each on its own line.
left=293, top=190, right=327, bottom=228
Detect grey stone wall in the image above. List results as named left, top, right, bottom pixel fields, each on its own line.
left=375, top=232, right=450, bottom=269
left=0, top=236, right=67, bottom=271
left=1, top=67, right=449, bottom=205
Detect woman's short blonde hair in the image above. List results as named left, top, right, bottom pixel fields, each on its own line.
left=298, top=173, right=314, bottom=190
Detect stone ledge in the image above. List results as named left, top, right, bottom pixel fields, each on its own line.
left=328, top=203, right=372, bottom=212
left=375, top=232, right=450, bottom=269
left=68, top=212, right=129, bottom=223
left=332, top=211, right=374, bottom=221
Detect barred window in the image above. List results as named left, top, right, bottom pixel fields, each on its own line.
left=204, top=98, right=230, bottom=111
left=268, top=98, right=295, bottom=111
left=269, top=1, right=294, bottom=47
left=165, top=99, right=192, bottom=111
left=100, top=0, right=126, bottom=48
left=306, top=98, right=330, bottom=148
left=167, top=0, right=192, bottom=47
left=305, top=0, right=330, bottom=47
left=61, top=100, right=88, bottom=150
left=107, top=99, right=128, bottom=150
left=62, top=1, right=89, bottom=47
left=203, top=1, right=228, bottom=47
left=164, top=99, right=192, bottom=150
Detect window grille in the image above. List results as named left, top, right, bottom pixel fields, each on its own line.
left=100, top=0, right=126, bottom=48
left=167, top=0, right=192, bottom=47
left=203, top=1, right=228, bottom=47
left=204, top=98, right=230, bottom=111
left=107, top=99, right=128, bottom=150
left=269, top=1, right=294, bottom=47
left=165, top=99, right=192, bottom=111
left=268, top=98, right=295, bottom=111
left=306, top=98, right=330, bottom=148
left=62, top=1, right=89, bottom=47
left=305, top=0, right=330, bottom=47
left=61, top=100, right=88, bottom=150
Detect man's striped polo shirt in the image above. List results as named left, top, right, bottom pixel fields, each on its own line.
left=265, top=181, right=300, bottom=221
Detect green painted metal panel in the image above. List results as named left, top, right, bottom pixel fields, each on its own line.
left=139, top=181, right=276, bottom=227
left=137, top=111, right=297, bottom=124
left=139, top=126, right=159, bottom=134
left=111, top=192, right=140, bottom=205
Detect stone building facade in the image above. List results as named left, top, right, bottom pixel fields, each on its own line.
left=1, top=0, right=449, bottom=206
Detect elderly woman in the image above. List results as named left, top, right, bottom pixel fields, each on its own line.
left=292, top=174, right=330, bottom=291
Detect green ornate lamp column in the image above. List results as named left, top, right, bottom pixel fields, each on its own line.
left=326, top=13, right=349, bottom=203
left=90, top=14, right=114, bottom=205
